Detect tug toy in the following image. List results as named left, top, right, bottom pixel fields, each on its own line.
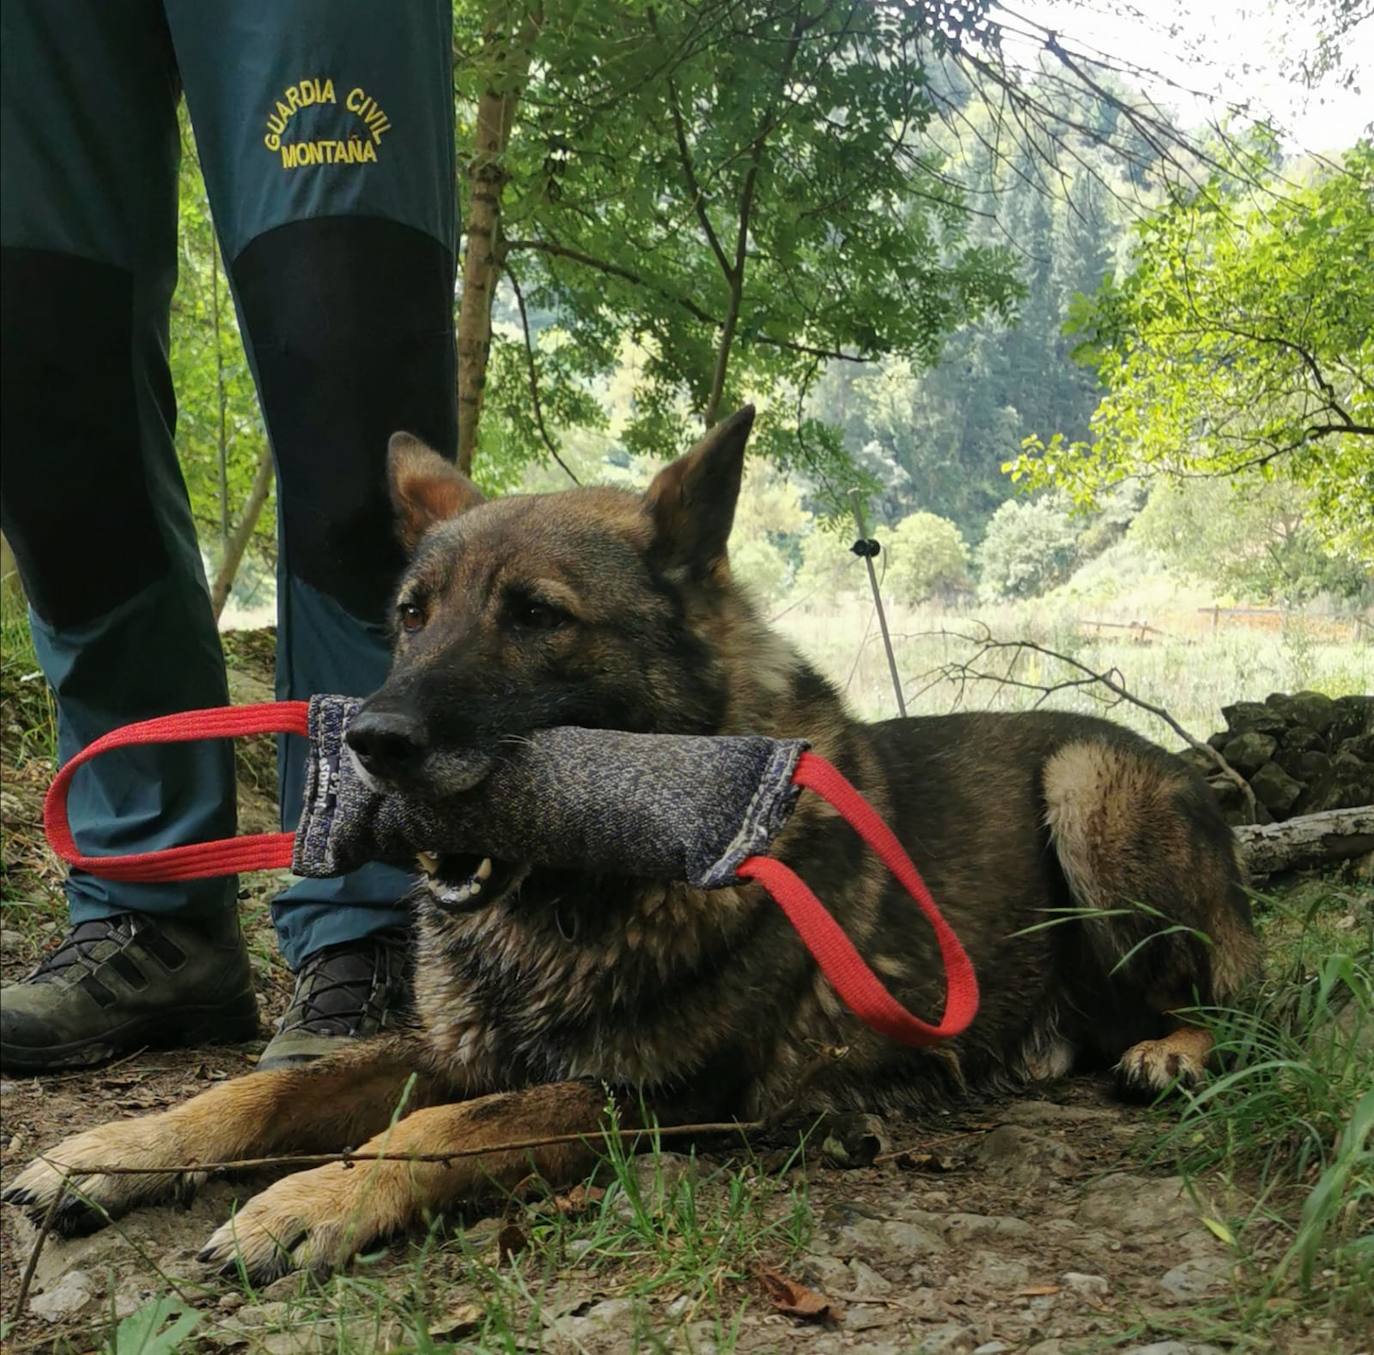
left=44, top=697, right=978, bottom=1048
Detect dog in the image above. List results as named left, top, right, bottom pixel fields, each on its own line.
left=4, top=406, right=1259, bottom=1281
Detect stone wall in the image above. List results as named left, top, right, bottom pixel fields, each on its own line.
left=1177, top=692, right=1374, bottom=825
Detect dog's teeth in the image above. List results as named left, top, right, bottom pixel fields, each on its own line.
left=475, top=857, right=493, bottom=881
left=416, top=851, right=439, bottom=876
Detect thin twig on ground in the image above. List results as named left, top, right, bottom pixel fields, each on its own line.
left=35, top=1117, right=770, bottom=1180
left=13, top=1177, right=68, bottom=1318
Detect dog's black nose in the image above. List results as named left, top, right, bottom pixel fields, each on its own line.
left=346, top=709, right=427, bottom=780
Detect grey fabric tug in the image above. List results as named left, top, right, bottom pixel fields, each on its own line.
left=293, top=695, right=810, bottom=889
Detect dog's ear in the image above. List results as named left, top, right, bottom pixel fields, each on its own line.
left=387, top=433, right=484, bottom=553
left=644, top=405, right=755, bottom=581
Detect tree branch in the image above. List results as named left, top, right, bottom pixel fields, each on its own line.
left=503, top=264, right=580, bottom=485
left=504, top=238, right=872, bottom=363
left=911, top=624, right=1259, bottom=821
left=665, top=72, right=733, bottom=279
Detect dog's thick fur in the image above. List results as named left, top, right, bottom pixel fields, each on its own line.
left=5, top=408, right=1259, bottom=1280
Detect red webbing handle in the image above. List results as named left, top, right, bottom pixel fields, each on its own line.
left=737, top=751, right=979, bottom=1047
left=43, top=702, right=309, bottom=882
left=44, top=713, right=978, bottom=1047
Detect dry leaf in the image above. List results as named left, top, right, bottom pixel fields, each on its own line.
left=756, top=1265, right=843, bottom=1324
left=553, top=1184, right=606, bottom=1216
left=1018, top=1284, right=1062, bottom=1297
left=496, top=1223, right=527, bottom=1263
left=429, top=1303, right=481, bottom=1339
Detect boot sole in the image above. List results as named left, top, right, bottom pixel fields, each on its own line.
left=0, top=991, right=260, bottom=1075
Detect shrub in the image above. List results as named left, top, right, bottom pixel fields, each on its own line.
left=976, top=498, right=1080, bottom=599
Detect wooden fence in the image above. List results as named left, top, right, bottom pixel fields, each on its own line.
left=1072, top=609, right=1372, bottom=645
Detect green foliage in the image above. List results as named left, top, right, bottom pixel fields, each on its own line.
left=1131, top=477, right=1372, bottom=604
left=881, top=511, right=970, bottom=603
left=1160, top=888, right=1374, bottom=1327
left=105, top=1296, right=201, bottom=1355
left=1010, top=139, right=1374, bottom=562
left=729, top=463, right=810, bottom=605
left=813, top=75, right=1139, bottom=536
left=975, top=497, right=1081, bottom=599
left=793, top=521, right=870, bottom=603
left=467, top=0, right=1025, bottom=508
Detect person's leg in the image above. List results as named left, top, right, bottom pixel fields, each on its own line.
left=166, top=0, right=457, bottom=1064
left=0, top=0, right=255, bottom=1072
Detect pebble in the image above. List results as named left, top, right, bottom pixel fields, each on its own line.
left=845, top=1303, right=899, bottom=1331
left=0, top=1080, right=17, bottom=1098
left=30, top=1270, right=95, bottom=1321
left=0, top=927, right=26, bottom=949
left=1060, top=1271, right=1109, bottom=1297
left=847, top=1257, right=893, bottom=1297
left=1075, top=1174, right=1198, bottom=1236
left=969, top=1251, right=1031, bottom=1289
left=803, top=1252, right=853, bottom=1293
left=975, top=1125, right=1080, bottom=1186
left=913, top=1323, right=978, bottom=1354
left=830, top=1216, right=945, bottom=1262
left=1158, top=1256, right=1232, bottom=1301
left=550, top=1296, right=637, bottom=1341
left=944, top=1212, right=1035, bottom=1242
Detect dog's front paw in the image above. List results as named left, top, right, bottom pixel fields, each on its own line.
left=197, top=1162, right=397, bottom=1282
left=2, top=1118, right=205, bottom=1236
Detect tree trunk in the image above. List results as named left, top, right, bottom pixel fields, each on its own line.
left=213, top=246, right=230, bottom=543
left=455, top=13, right=539, bottom=474
left=211, top=446, right=275, bottom=621
left=1234, top=806, right=1374, bottom=876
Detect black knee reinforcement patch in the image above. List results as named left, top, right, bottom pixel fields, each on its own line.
left=231, top=218, right=457, bottom=624
left=1, top=248, right=171, bottom=628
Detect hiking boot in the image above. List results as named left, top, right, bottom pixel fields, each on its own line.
left=0, top=910, right=258, bottom=1074
left=257, top=933, right=411, bottom=1070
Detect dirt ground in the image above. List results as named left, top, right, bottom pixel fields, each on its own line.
left=0, top=1042, right=1353, bottom=1355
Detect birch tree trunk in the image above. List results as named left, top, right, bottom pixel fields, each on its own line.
left=455, top=11, right=540, bottom=473
left=210, top=446, right=275, bottom=620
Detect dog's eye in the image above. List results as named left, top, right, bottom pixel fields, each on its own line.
left=510, top=599, right=565, bottom=632
left=398, top=601, right=427, bottom=633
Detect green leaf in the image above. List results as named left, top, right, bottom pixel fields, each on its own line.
left=107, top=1296, right=202, bottom=1355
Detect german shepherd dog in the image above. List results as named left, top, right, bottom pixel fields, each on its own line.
left=5, top=407, right=1258, bottom=1280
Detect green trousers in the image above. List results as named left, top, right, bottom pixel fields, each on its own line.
left=0, top=0, right=456, bottom=967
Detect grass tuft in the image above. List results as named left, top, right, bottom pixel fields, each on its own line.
left=1159, top=882, right=1374, bottom=1332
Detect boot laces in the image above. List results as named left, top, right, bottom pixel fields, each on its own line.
left=278, top=936, right=408, bottom=1038
left=30, top=916, right=136, bottom=984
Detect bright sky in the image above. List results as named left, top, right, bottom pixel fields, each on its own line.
left=998, top=0, right=1373, bottom=152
